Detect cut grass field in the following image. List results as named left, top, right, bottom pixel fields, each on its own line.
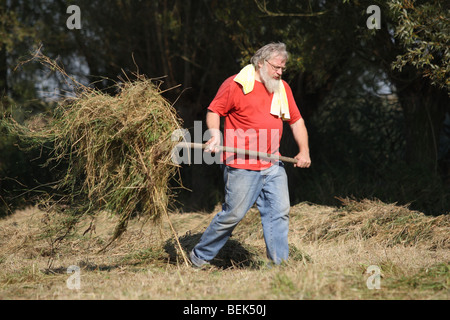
left=0, top=199, right=448, bottom=300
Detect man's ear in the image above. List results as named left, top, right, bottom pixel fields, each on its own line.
left=257, top=61, right=263, bottom=70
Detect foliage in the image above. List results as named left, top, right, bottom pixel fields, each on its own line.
left=0, top=0, right=449, bottom=216
left=0, top=2, right=37, bottom=52
left=389, top=0, right=450, bottom=91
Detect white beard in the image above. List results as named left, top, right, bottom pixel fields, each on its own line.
left=260, top=64, right=280, bottom=94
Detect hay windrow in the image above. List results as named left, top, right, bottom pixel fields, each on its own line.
left=295, top=198, right=449, bottom=249
left=3, top=53, right=183, bottom=247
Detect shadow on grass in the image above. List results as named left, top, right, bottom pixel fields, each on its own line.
left=164, top=232, right=262, bottom=269
left=42, top=260, right=122, bottom=275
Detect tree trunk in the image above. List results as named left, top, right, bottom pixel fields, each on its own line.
left=182, top=0, right=192, bottom=89
left=0, top=44, right=7, bottom=99
left=394, top=77, right=449, bottom=170
left=0, top=0, right=8, bottom=101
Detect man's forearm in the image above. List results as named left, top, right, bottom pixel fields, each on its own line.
left=206, top=110, right=221, bottom=131
left=290, top=118, right=311, bottom=168
left=291, top=119, right=309, bottom=153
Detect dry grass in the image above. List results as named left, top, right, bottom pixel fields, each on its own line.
left=295, top=198, right=449, bottom=249
left=0, top=199, right=448, bottom=300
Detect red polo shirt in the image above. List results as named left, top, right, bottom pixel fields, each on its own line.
left=208, top=76, right=302, bottom=170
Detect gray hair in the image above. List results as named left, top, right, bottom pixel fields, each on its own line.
left=250, top=42, right=289, bottom=70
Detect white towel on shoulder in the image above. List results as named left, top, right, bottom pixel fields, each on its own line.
left=233, top=64, right=290, bottom=121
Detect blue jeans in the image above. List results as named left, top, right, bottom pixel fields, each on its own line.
left=192, top=162, right=290, bottom=265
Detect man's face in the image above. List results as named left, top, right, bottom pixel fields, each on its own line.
left=262, top=56, right=286, bottom=80
left=259, top=55, right=286, bottom=93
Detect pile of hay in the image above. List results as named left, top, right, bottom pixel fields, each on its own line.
left=5, top=54, right=183, bottom=246
left=296, top=198, right=449, bottom=249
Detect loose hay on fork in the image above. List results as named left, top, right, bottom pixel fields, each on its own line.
left=5, top=52, right=189, bottom=264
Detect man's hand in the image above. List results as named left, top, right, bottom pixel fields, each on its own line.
left=205, top=111, right=222, bottom=153
left=205, top=131, right=221, bottom=153
left=294, top=151, right=311, bottom=168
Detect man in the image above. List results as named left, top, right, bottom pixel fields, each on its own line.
left=190, top=42, right=311, bottom=267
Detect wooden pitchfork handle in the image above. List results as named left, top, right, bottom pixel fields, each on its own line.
left=176, top=142, right=298, bottom=164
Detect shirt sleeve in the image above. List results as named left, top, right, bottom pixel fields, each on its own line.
left=207, top=76, right=237, bottom=117
left=283, top=81, right=302, bottom=125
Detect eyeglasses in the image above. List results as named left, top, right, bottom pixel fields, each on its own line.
left=265, top=60, right=286, bottom=72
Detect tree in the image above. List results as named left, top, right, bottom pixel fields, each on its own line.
left=1, top=0, right=448, bottom=213
left=390, top=0, right=449, bottom=91
left=221, top=0, right=449, bottom=168
left=0, top=0, right=38, bottom=104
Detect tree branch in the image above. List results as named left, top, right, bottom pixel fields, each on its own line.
left=254, top=0, right=327, bottom=17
